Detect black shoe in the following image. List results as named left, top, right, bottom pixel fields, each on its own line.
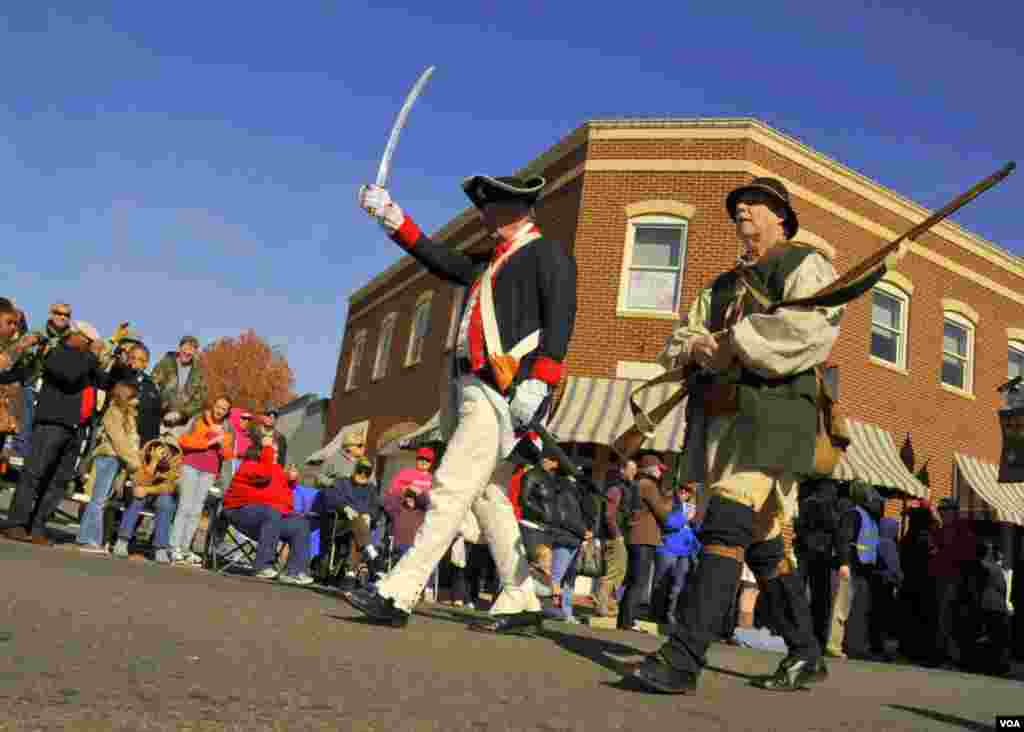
left=753, top=656, right=828, bottom=691
left=630, top=653, right=699, bottom=695
left=342, top=588, right=410, bottom=628
left=467, top=611, right=543, bottom=636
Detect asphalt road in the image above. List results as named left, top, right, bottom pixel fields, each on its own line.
left=1, top=535, right=1019, bottom=732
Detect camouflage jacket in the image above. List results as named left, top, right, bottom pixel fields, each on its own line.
left=150, top=352, right=208, bottom=420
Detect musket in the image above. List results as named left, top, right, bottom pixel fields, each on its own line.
left=375, top=66, right=435, bottom=188
left=612, top=161, right=1016, bottom=460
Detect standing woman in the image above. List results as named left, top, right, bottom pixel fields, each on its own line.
left=169, top=396, right=234, bottom=565
left=618, top=454, right=673, bottom=631
left=76, top=381, right=143, bottom=553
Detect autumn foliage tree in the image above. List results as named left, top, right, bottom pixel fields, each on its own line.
left=201, top=330, right=297, bottom=413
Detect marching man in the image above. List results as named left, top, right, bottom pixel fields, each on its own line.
left=629, top=178, right=843, bottom=693
left=349, top=175, right=577, bottom=634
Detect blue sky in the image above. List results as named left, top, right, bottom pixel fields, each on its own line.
left=1, top=2, right=1020, bottom=397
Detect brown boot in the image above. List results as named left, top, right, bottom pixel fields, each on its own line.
left=1, top=526, right=32, bottom=542
left=30, top=533, right=53, bottom=547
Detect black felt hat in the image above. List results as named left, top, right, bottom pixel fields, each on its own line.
left=462, top=175, right=545, bottom=210
left=726, top=177, right=799, bottom=240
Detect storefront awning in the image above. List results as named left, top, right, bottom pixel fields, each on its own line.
left=377, top=412, right=443, bottom=456
left=305, top=420, right=369, bottom=464
left=953, top=452, right=1024, bottom=527
left=546, top=376, right=687, bottom=453
left=832, top=419, right=927, bottom=498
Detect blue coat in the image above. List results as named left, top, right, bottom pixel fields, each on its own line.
left=658, top=500, right=701, bottom=558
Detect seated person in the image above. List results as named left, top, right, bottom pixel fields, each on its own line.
left=113, top=437, right=182, bottom=562
left=313, top=458, right=380, bottom=589
left=221, top=426, right=313, bottom=585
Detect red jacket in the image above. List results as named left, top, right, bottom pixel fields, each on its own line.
left=223, top=446, right=295, bottom=515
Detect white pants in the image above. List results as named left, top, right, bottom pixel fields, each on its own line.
left=376, top=382, right=540, bottom=614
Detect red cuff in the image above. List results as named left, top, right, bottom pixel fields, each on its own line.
left=529, top=356, right=564, bottom=387
left=391, top=215, right=423, bottom=251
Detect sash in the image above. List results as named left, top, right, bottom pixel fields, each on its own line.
left=478, top=223, right=543, bottom=393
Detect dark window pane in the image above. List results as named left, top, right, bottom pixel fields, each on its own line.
left=942, top=355, right=965, bottom=389
left=871, top=326, right=898, bottom=363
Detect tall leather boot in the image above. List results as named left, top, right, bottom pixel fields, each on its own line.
left=753, top=573, right=827, bottom=690
left=631, top=551, right=744, bottom=693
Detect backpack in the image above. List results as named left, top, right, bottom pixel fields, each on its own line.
left=613, top=479, right=637, bottom=538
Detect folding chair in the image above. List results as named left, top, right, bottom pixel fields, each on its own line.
left=313, top=510, right=355, bottom=586
left=203, top=498, right=285, bottom=575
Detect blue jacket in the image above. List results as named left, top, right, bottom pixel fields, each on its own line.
left=315, top=477, right=381, bottom=522
left=658, top=500, right=701, bottom=558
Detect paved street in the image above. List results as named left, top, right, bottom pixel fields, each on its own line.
left=0, top=532, right=1018, bottom=732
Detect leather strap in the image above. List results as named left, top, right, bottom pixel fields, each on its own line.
left=704, top=543, right=745, bottom=564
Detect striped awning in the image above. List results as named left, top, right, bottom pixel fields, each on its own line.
left=546, top=376, right=688, bottom=452
left=378, top=412, right=443, bottom=456
left=953, top=452, right=1024, bottom=527
left=831, top=419, right=927, bottom=498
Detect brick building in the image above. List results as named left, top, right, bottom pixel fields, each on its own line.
left=322, top=118, right=1024, bottom=524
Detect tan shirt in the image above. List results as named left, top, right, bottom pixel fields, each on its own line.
left=658, top=239, right=843, bottom=487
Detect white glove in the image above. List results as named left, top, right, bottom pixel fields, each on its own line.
left=509, top=378, right=548, bottom=429
left=342, top=506, right=358, bottom=520
left=358, top=184, right=404, bottom=233
left=163, top=411, right=181, bottom=425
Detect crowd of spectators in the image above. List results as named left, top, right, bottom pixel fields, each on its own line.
left=0, top=298, right=1016, bottom=677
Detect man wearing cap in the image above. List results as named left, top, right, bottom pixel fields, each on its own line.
left=1, top=321, right=112, bottom=543
left=351, top=174, right=576, bottom=632
left=630, top=178, right=843, bottom=693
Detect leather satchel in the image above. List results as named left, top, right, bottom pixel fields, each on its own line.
left=812, top=365, right=850, bottom=476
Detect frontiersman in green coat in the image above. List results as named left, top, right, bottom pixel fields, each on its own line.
left=150, top=335, right=208, bottom=434
left=629, top=178, right=844, bottom=695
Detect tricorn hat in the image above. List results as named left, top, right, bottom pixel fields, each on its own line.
left=726, top=177, right=799, bottom=240
left=462, top=175, right=545, bottom=210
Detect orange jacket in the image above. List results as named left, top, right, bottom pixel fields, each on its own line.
left=178, top=413, right=235, bottom=458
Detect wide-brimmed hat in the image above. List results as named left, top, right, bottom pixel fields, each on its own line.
left=726, top=177, right=799, bottom=239
left=462, top=175, right=545, bottom=210
left=342, top=431, right=365, bottom=448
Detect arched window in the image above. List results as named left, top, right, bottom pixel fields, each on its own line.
left=617, top=203, right=694, bottom=317
left=1009, top=340, right=1024, bottom=381
left=445, top=286, right=466, bottom=352
left=405, top=291, right=434, bottom=367
left=345, top=329, right=368, bottom=391
left=372, top=313, right=398, bottom=381
left=869, top=280, right=911, bottom=370
left=941, top=308, right=976, bottom=394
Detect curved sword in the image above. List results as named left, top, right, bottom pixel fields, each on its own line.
left=375, top=65, right=435, bottom=187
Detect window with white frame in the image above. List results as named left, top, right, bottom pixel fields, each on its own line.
left=345, top=329, right=368, bottom=391
left=941, top=313, right=974, bottom=392
left=445, top=286, right=466, bottom=351
left=372, top=313, right=398, bottom=381
left=405, top=292, right=433, bottom=366
left=869, top=282, right=909, bottom=369
left=1010, top=341, right=1024, bottom=381
left=619, top=214, right=688, bottom=314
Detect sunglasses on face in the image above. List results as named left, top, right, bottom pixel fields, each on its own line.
left=51, top=311, right=71, bottom=318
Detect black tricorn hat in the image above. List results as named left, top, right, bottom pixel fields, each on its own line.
left=726, top=177, right=799, bottom=240
left=462, top=175, right=545, bottom=210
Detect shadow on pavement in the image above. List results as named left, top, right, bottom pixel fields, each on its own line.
left=539, top=627, right=649, bottom=676
left=885, top=704, right=991, bottom=732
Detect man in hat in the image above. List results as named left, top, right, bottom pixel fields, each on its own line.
left=151, top=335, right=207, bottom=437
left=629, top=178, right=843, bottom=693
left=350, top=175, right=576, bottom=632
left=316, top=430, right=367, bottom=488
left=1, top=321, right=112, bottom=543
